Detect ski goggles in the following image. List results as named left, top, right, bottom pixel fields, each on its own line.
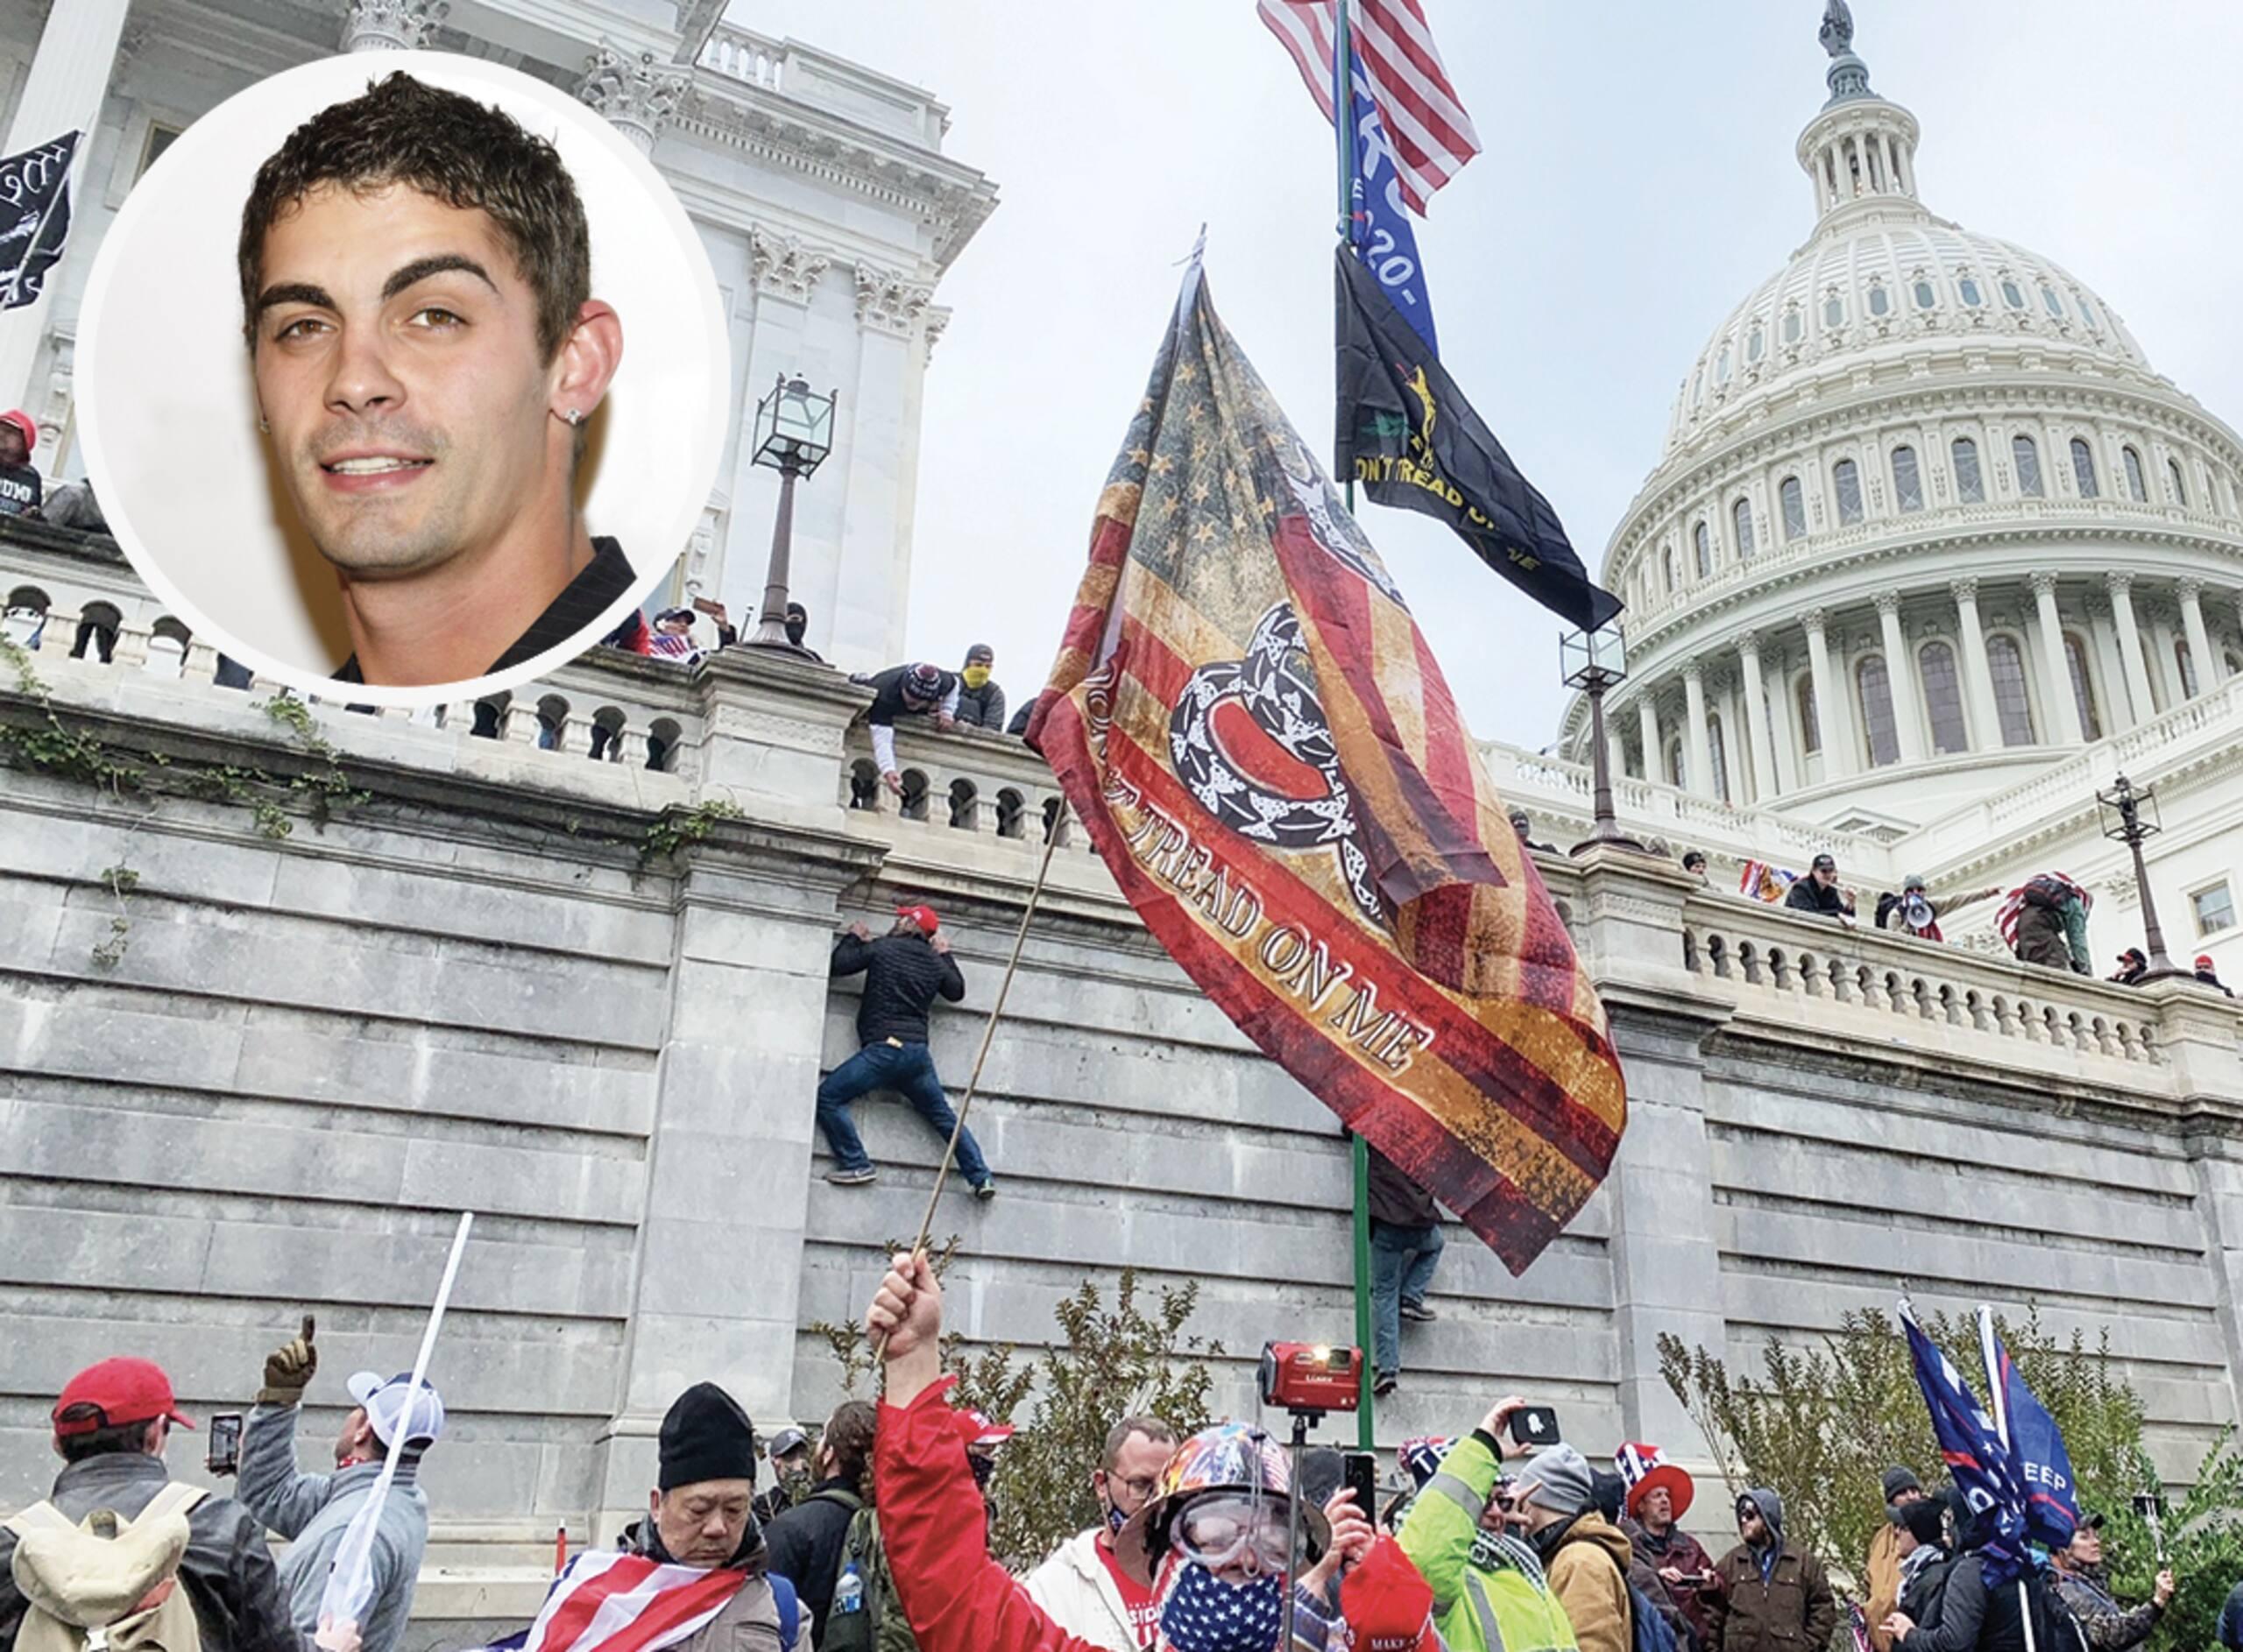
left=1174, top=1494, right=1298, bottom=1572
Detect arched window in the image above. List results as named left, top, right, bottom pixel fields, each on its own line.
left=2167, top=457, right=2188, bottom=506
left=2121, top=445, right=2147, bottom=501
left=1985, top=636, right=2036, bottom=745
left=1913, top=278, right=1937, bottom=310
left=1823, top=293, right=1845, bottom=328
left=1951, top=437, right=1984, bottom=503
left=1716, top=345, right=1731, bottom=385
left=1833, top=458, right=1864, bottom=524
left=995, top=788, right=1026, bottom=837
left=534, top=694, right=570, bottom=752
left=2064, top=633, right=2102, bottom=739
left=2077, top=293, right=2101, bottom=328
left=2070, top=438, right=2100, bottom=498
left=1748, top=325, right=1765, bottom=363
left=1707, top=715, right=1730, bottom=802
left=2013, top=434, right=2044, bottom=498
left=2000, top=278, right=2026, bottom=309
left=1796, top=677, right=1822, bottom=756
left=1666, top=736, right=1686, bottom=790
left=1662, top=544, right=1677, bottom=592
left=1857, top=656, right=1900, bottom=767
left=1780, top=476, right=1806, bottom=540
left=1783, top=307, right=1803, bottom=345
left=1919, top=641, right=1967, bottom=754
left=1694, top=521, right=1712, bottom=579
left=1891, top=445, right=1924, bottom=512
left=947, top=778, right=980, bottom=830
left=1732, top=498, right=1755, bottom=559
left=1958, top=274, right=1984, bottom=307
left=2041, top=284, right=2063, bottom=319
left=2176, top=638, right=2199, bottom=699
left=1868, top=282, right=1890, bottom=317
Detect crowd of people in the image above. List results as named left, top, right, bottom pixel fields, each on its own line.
left=14, top=1253, right=2230, bottom=1652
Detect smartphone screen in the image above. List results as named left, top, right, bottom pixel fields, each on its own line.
left=205, top=1412, right=244, bottom=1476
left=1342, top=1451, right=1377, bottom=1517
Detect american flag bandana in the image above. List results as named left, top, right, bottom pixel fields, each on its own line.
left=1157, top=1562, right=1285, bottom=1652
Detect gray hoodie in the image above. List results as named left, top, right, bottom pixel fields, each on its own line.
left=235, top=1403, right=429, bottom=1652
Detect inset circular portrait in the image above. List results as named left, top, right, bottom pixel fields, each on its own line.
left=77, top=50, right=729, bottom=706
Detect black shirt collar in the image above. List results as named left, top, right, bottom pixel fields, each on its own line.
left=335, top=536, right=633, bottom=684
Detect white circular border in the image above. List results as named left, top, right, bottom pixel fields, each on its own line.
left=76, top=49, right=731, bottom=710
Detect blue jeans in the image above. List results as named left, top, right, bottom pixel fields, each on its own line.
left=1369, top=1219, right=1444, bottom=1377
left=815, top=1041, right=991, bottom=1187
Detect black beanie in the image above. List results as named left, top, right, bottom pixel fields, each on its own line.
left=659, top=1382, right=759, bottom=1493
left=1901, top=1500, right=1947, bottom=1547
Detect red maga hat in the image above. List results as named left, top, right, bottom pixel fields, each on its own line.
left=1340, top=1536, right=1441, bottom=1652
left=1615, top=1441, right=1695, bottom=1521
left=895, top=904, right=941, bottom=934
left=53, top=1357, right=195, bottom=1437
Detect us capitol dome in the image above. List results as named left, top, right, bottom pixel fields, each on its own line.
left=1560, top=3, right=2243, bottom=839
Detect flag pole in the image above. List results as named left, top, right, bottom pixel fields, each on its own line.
left=874, top=819, right=1064, bottom=1366
left=1329, top=0, right=1376, bottom=1457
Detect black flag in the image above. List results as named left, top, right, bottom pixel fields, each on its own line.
left=0, top=131, right=81, bottom=313
left=1336, top=247, right=1621, bottom=632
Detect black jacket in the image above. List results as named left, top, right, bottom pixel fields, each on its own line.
left=1903, top=1554, right=2083, bottom=1652
left=763, top=1480, right=863, bottom=1648
left=954, top=679, right=1007, bottom=731
left=0, top=1452, right=305, bottom=1652
left=1786, top=878, right=1853, bottom=917
left=859, top=666, right=959, bottom=728
left=1364, top=1142, right=1439, bottom=1228
left=1899, top=1551, right=1956, bottom=1635
left=831, top=933, right=964, bottom=1047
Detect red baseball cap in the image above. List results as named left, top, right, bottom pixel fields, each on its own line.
left=895, top=904, right=940, bottom=934
left=1339, top=1536, right=1440, bottom=1652
left=954, top=1408, right=1015, bottom=1449
left=0, top=409, right=36, bottom=450
left=53, top=1357, right=195, bottom=1437
left=2197, top=955, right=2217, bottom=971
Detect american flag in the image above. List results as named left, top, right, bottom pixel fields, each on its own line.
left=1993, top=872, right=2092, bottom=950
left=1257, top=0, right=1482, bottom=214
left=496, top=1552, right=753, bottom=1652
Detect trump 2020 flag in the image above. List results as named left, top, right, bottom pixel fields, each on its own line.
left=0, top=131, right=81, bottom=311
left=1983, top=1308, right=2080, bottom=1550
left=1337, top=249, right=1622, bottom=632
left=1025, top=258, right=1626, bottom=1274
left=1902, top=1302, right=2027, bottom=1584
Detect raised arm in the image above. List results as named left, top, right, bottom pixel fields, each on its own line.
left=832, top=928, right=874, bottom=978
left=235, top=1401, right=336, bottom=1541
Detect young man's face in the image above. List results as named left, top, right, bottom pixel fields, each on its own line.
left=252, top=183, right=565, bottom=581
left=0, top=425, right=25, bottom=466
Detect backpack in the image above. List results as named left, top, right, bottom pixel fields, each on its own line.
left=4, top=1483, right=207, bottom=1652
left=821, top=1502, right=883, bottom=1652
left=768, top=1572, right=800, bottom=1652
left=1597, top=1543, right=1678, bottom=1652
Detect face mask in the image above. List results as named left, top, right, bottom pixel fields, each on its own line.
left=1159, top=1561, right=1284, bottom=1652
left=1105, top=1500, right=1129, bottom=1536
left=780, top=1469, right=812, bottom=1505
left=784, top=618, right=806, bottom=646
left=963, top=665, right=992, bottom=688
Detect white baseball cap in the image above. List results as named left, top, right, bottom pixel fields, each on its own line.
left=346, top=1371, right=446, bottom=1449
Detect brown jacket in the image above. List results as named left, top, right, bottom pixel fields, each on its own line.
left=1545, top=1512, right=1636, bottom=1652
left=1709, top=1542, right=1837, bottom=1652
left=1865, top=1523, right=1904, bottom=1652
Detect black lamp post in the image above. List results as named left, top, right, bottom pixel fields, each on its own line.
left=746, top=374, right=838, bottom=650
left=1561, top=623, right=1649, bottom=856
left=2096, top=773, right=2183, bottom=978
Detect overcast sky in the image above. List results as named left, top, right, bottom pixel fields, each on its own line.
left=734, top=0, right=2243, bottom=751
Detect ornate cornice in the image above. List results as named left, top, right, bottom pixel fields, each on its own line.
left=670, top=81, right=998, bottom=272
left=578, top=42, right=690, bottom=153
left=1950, top=576, right=1980, bottom=604
left=343, top=0, right=448, bottom=51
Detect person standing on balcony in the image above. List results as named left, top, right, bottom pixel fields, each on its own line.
left=1875, top=874, right=1998, bottom=942
left=1784, top=854, right=1857, bottom=924
left=952, top=645, right=1007, bottom=731
left=853, top=663, right=959, bottom=796
left=816, top=904, right=994, bottom=1199
left=0, top=411, right=41, bottom=519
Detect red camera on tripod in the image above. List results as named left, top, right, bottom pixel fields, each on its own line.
left=1258, top=1341, right=1363, bottom=1416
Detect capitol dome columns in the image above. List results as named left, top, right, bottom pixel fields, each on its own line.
left=1638, top=698, right=1663, bottom=786
left=1801, top=609, right=1857, bottom=779
left=1681, top=661, right=1715, bottom=800
left=2028, top=573, right=2085, bottom=745
left=1737, top=632, right=1779, bottom=801
left=1873, top=592, right=1927, bottom=765
left=2106, top=573, right=2156, bottom=725
left=1949, top=580, right=2002, bottom=747
left=2178, top=580, right=2220, bottom=689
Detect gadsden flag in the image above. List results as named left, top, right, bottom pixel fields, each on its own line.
left=1025, top=263, right=1625, bottom=1274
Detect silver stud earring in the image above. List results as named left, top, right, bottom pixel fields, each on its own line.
left=563, top=408, right=585, bottom=427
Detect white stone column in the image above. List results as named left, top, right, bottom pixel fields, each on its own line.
left=1801, top=608, right=1853, bottom=778
left=1606, top=726, right=1628, bottom=787
left=1681, top=661, right=1714, bottom=800
left=1949, top=578, right=2001, bottom=748
left=2179, top=578, right=2218, bottom=689
left=1874, top=591, right=1927, bottom=763
left=1737, top=633, right=1777, bottom=802
left=2027, top=572, right=2084, bottom=745
left=1638, top=696, right=1662, bottom=786
left=1763, top=647, right=1801, bottom=794
left=577, top=42, right=690, bottom=156
left=340, top=0, right=449, bottom=50
left=2106, top=571, right=2156, bottom=725
left=2088, top=602, right=2132, bottom=734
left=0, top=0, right=131, bottom=418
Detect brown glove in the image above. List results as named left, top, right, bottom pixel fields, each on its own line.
left=258, top=1317, right=317, bottom=1405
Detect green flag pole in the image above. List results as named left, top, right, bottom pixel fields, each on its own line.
left=1331, top=0, right=1377, bottom=1455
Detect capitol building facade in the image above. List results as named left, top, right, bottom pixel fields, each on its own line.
left=0, top=4, right=2239, bottom=1636
left=1549, top=17, right=2241, bottom=973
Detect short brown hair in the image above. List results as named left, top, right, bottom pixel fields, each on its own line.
left=1102, top=1414, right=1178, bottom=1472
left=821, top=1400, right=878, bottom=1496
left=237, top=71, right=590, bottom=360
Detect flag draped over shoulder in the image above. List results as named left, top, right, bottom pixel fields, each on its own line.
left=1025, top=264, right=1625, bottom=1274
left=1336, top=251, right=1622, bottom=632
left=1984, top=1310, right=2080, bottom=1550
left=1901, top=1303, right=2029, bottom=1585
